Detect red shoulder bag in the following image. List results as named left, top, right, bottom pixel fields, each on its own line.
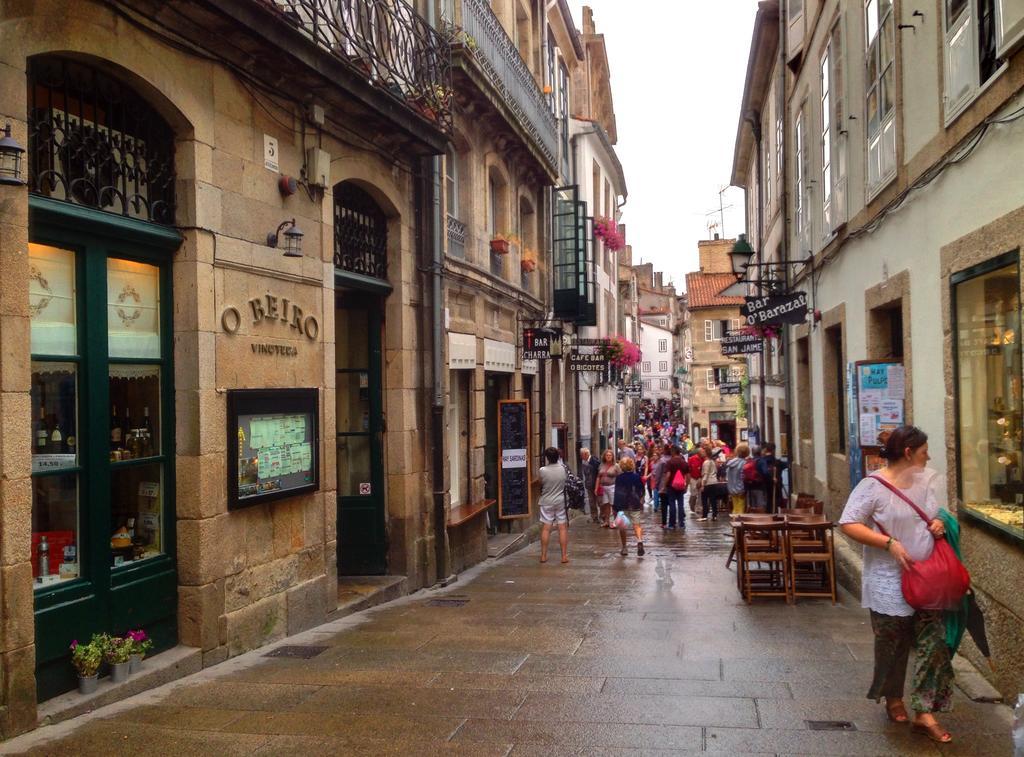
left=870, top=475, right=970, bottom=611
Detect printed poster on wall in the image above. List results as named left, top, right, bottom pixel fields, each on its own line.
left=856, top=362, right=905, bottom=448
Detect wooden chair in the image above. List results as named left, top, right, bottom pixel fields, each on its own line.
left=787, top=522, right=837, bottom=604
left=739, top=521, right=790, bottom=604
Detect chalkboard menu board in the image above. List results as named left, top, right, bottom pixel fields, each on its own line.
left=498, top=400, right=532, bottom=519
left=227, top=389, right=320, bottom=509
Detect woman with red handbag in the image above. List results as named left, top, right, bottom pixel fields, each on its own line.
left=839, top=426, right=962, bottom=744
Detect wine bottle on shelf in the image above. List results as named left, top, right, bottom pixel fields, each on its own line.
left=121, top=406, right=131, bottom=455
left=35, top=405, right=48, bottom=453
left=49, top=416, right=63, bottom=454
left=142, top=406, right=153, bottom=456
left=110, top=404, right=121, bottom=449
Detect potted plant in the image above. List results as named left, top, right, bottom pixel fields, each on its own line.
left=126, top=629, right=153, bottom=673
left=70, top=637, right=103, bottom=694
left=490, top=233, right=518, bottom=255
left=521, top=247, right=537, bottom=273
left=103, top=634, right=132, bottom=683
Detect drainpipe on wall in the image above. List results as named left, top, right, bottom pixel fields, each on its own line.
left=747, top=110, right=766, bottom=440
left=428, top=153, right=451, bottom=585
left=777, top=1, right=797, bottom=495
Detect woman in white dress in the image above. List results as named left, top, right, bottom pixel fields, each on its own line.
left=839, top=426, right=954, bottom=744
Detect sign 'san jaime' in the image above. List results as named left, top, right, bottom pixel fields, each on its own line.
left=721, top=330, right=762, bottom=356
left=741, top=292, right=809, bottom=326
left=718, top=381, right=742, bottom=396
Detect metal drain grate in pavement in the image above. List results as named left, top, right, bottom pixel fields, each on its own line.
left=806, top=720, right=856, bottom=731
left=427, top=598, right=470, bottom=607
left=263, top=645, right=328, bottom=659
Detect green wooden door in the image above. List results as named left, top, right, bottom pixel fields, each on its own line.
left=336, top=298, right=387, bottom=575
left=30, top=199, right=179, bottom=700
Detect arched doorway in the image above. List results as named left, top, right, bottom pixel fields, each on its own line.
left=334, top=181, right=390, bottom=575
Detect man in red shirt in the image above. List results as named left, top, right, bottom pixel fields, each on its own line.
left=659, top=445, right=689, bottom=531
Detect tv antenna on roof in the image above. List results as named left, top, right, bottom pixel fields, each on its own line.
left=703, top=186, right=733, bottom=239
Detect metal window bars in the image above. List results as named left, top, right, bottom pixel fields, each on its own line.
left=453, top=0, right=558, bottom=170
left=268, top=0, right=453, bottom=132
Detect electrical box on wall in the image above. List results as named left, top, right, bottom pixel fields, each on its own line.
left=306, top=148, right=330, bottom=188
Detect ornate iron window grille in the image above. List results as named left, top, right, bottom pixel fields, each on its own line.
left=268, top=0, right=452, bottom=133
left=334, top=183, right=388, bottom=279
left=446, top=214, right=466, bottom=259
left=27, top=56, right=176, bottom=225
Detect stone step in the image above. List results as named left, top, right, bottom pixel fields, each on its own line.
left=36, top=645, right=202, bottom=727
left=328, top=575, right=408, bottom=622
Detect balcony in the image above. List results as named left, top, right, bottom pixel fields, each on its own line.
left=448, top=0, right=558, bottom=172
left=267, top=0, right=452, bottom=132
left=446, top=214, right=467, bottom=258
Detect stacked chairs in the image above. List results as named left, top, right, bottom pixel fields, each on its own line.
left=737, top=515, right=789, bottom=604
left=787, top=515, right=837, bottom=604
left=732, top=513, right=838, bottom=605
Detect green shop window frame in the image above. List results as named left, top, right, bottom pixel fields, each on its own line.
left=951, top=248, right=1024, bottom=546
left=30, top=196, right=181, bottom=701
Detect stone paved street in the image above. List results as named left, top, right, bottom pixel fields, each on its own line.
left=3, top=510, right=1014, bottom=756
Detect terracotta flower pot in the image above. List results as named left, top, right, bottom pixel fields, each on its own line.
left=490, top=238, right=511, bottom=255
left=521, top=259, right=536, bottom=273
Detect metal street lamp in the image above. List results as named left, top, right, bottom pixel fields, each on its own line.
left=729, top=234, right=755, bottom=282
left=267, top=219, right=304, bottom=258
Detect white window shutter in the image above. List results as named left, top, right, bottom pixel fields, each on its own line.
left=706, top=369, right=715, bottom=389
left=704, top=320, right=712, bottom=342
left=997, top=0, right=1024, bottom=57
left=945, top=9, right=976, bottom=118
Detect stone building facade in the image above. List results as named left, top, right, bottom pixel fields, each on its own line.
left=733, top=0, right=1024, bottom=698
left=440, top=0, right=583, bottom=569
left=0, top=0, right=453, bottom=734
left=684, top=239, right=747, bottom=448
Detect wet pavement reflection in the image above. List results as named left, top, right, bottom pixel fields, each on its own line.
left=7, top=507, right=1014, bottom=755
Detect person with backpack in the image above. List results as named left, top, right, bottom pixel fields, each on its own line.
left=659, top=445, right=688, bottom=531
left=538, top=447, right=569, bottom=564
left=725, top=443, right=750, bottom=514
left=613, top=457, right=646, bottom=556
left=697, top=447, right=728, bottom=521
left=756, top=442, right=789, bottom=513
left=649, top=443, right=669, bottom=513
left=744, top=446, right=767, bottom=511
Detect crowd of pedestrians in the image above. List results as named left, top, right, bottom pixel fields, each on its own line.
left=543, top=413, right=792, bottom=560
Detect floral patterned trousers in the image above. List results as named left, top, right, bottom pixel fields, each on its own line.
left=868, top=610, right=954, bottom=713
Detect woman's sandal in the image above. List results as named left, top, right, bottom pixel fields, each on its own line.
left=911, top=721, right=952, bottom=743
left=885, top=701, right=909, bottom=723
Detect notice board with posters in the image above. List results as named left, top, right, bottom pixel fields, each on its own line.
left=855, top=360, right=905, bottom=477
left=498, top=400, right=532, bottom=519
left=227, top=388, right=320, bottom=509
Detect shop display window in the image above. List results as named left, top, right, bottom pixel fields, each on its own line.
left=31, top=474, right=79, bottom=586
left=110, top=464, right=163, bottom=566
left=30, top=362, right=78, bottom=472
left=30, top=239, right=171, bottom=595
left=954, top=256, right=1024, bottom=539
left=108, top=366, right=160, bottom=460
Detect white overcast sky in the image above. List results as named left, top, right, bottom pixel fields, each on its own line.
left=571, top=0, right=757, bottom=294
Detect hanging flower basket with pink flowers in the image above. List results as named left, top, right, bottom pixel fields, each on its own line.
left=741, top=324, right=781, bottom=340
left=599, top=335, right=642, bottom=368
left=594, top=217, right=626, bottom=252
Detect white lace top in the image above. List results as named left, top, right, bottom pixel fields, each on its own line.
left=839, top=470, right=944, bottom=617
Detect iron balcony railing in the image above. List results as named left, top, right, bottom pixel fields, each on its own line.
left=446, top=214, right=467, bottom=258
left=267, top=0, right=452, bottom=132
left=452, top=0, right=558, bottom=170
